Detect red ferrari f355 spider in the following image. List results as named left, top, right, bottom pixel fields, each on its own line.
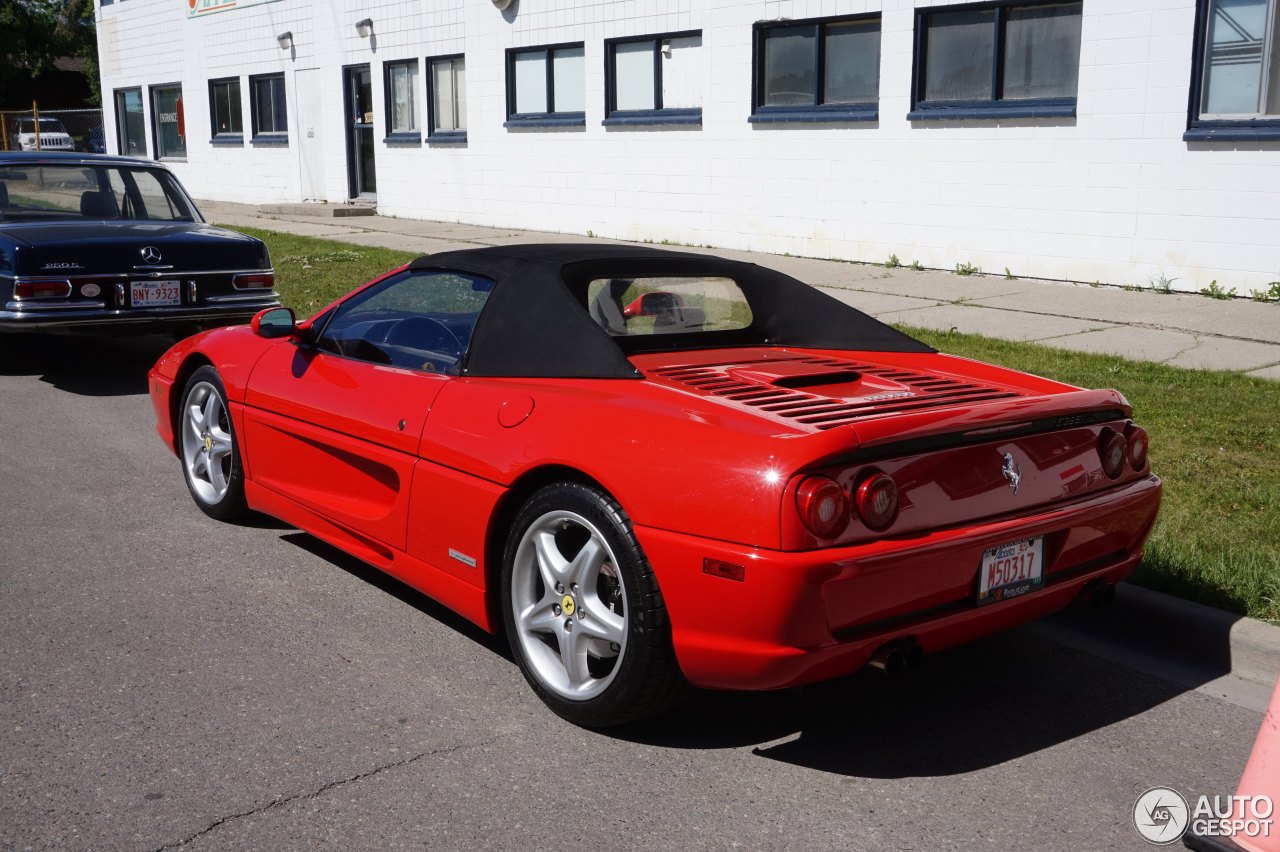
left=148, top=245, right=1161, bottom=727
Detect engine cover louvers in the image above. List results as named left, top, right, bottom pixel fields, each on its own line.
left=650, top=355, right=1022, bottom=430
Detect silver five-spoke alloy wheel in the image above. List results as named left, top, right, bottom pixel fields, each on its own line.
left=510, top=509, right=628, bottom=701
left=181, top=380, right=234, bottom=505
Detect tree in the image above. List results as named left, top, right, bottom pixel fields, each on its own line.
left=0, top=0, right=99, bottom=106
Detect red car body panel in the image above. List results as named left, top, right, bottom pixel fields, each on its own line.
left=241, top=345, right=448, bottom=550
left=639, top=474, right=1158, bottom=689
left=147, top=248, right=1162, bottom=692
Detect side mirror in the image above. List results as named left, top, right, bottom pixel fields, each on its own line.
left=251, top=306, right=297, bottom=339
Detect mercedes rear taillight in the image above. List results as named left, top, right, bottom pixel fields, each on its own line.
left=13, top=278, right=72, bottom=300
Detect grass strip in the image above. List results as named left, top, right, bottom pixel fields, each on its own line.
left=234, top=226, right=418, bottom=316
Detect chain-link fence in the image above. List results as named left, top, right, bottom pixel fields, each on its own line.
left=0, top=107, right=105, bottom=154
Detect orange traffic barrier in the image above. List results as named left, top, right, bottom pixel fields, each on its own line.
left=1185, top=676, right=1279, bottom=852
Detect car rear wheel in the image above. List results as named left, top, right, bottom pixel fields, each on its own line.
left=501, top=482, right=687, bottom=727
left=179, top=366, right=249, bottom=521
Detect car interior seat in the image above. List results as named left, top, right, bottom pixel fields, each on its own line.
left=79, top=190, right=120, bottom=219
left=653, top=305, right=707, bottom=333
left=589, top=279, right=631, bottom=334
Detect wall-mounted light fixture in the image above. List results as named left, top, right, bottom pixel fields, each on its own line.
left=276, top=31, right=293, bottom=50
left=355, top=18, right=373, bottom=38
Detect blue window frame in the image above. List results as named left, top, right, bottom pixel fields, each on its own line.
left=208, top=77, right=243, bottom=145
left=249, top=73, right=288, bottom=143
left=383, top=59, right=421, bottom=144
left=150, top=83, right=187, bottom=160
left=427, top=54, right=467, bottom=143
left=604, top=31, right=703, bottom=127
left=909, top=1, right=1082, bottom=121
left=751, top=14, right=881, bottom=124
left=504, top=43, right=586, bottom=128
left=1185, top=0, right=1280, bottom=141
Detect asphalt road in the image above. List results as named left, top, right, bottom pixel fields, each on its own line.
left=0, top=334, right=1266, bottom=851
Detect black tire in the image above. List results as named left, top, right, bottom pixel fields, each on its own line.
left=178, top=365, right=249, bottom=521
left=500, top=482, right=688, bottom=727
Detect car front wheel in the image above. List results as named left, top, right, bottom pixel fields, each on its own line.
left=179, top=366, right=249, bottom=521
left=501, top=482, right=687, bottom=727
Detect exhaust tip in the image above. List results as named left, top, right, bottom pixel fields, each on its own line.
left=868, top=638, right=922, bottom=677
left=1091, top=583, right=1117, bottom=609
left=1077, top=580, right=1117, bottom=610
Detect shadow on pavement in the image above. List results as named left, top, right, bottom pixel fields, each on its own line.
left=0, top=333, right=172, bottom=396
left=280, top=531, right=511, bottom=660
left=615, top=625, right=1201, bottom=777
left=276, top=519, right=1238, bottom=780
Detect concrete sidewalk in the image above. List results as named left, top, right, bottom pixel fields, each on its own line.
left=199, top=200, right=1280, bottom=382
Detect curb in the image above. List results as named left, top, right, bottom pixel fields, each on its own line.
left=1026, top=582, right=1280, bottom=715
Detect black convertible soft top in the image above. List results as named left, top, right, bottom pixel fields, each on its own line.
left=408, top=244, right=933, bottom=379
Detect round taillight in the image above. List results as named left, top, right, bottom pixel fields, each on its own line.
left=1099, top=429, right=1128, bottom=479
left=1126, top=425, right=1149, bottom=471
left=854, top=471, right=899, bottom=532
left=796, top=476, right=849, bottom=539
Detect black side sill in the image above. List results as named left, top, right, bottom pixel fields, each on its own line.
left=749, top=108, right=877, bottom=124
left=503, top=114, right=586, bottom=129
left=250, top=134, right=289, bottom=146
left=602, top=109, right=702, bottom=127
left=427, top=131, right=468, bottom=144
left=210, top=134, right=244, bottom=146
left=907, top=103, right=1076, bottom=121
left=383, top=132, right=422, bottom=144
left=1184, top=124, right=1280, bottom=142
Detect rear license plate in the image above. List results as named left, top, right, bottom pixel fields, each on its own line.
left=976, top=536, right=1044, bottom=606
left=131, top=280, right=181, bottom=307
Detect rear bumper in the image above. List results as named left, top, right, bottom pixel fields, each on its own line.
left=637, top=473, right=1162, bottom=691
left=0, top=299, right=278, bottom=333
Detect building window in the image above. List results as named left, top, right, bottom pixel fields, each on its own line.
left=209, top=77, right=242, bottom=144
left=250, top=73, right=288, bottom=141
left=428, top=55, right=467, bottom=140
left=505, top=43, right=585, bottom=127
left=150, top=84, right=186, bottom=160
left=909, top=1, right=1082, bottom=120
left=114, top=87, right=145, bottom=156
left=751, top=16, right=880, bottom=123
left=384, top=60, right=420, bottom=141
left=1187, top=0, right=1280, bottom=140
left=604, top=32, right=702, bottom=126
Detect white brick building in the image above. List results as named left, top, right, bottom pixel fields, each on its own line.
left=95, top=0, right=1280, bottom=293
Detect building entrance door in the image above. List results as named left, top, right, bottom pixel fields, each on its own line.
left=343, top=65, right=376, bottom=199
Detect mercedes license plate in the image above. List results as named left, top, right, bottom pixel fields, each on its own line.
left=976, top=536, right=1044, bottom=606
left=131, top=280, right=181, bottom=307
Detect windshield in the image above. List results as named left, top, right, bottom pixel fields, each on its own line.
left=17, top=119, right=68, bottom=133
left=0, top=164, right=200, bottom=223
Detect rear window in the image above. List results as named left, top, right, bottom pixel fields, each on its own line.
left=586, top=276, right=753, bottom=337
left=0, top=164, right=197, bottom=223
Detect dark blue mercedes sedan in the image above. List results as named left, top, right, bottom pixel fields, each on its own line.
left=0, top=152, right=279, bottom=336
